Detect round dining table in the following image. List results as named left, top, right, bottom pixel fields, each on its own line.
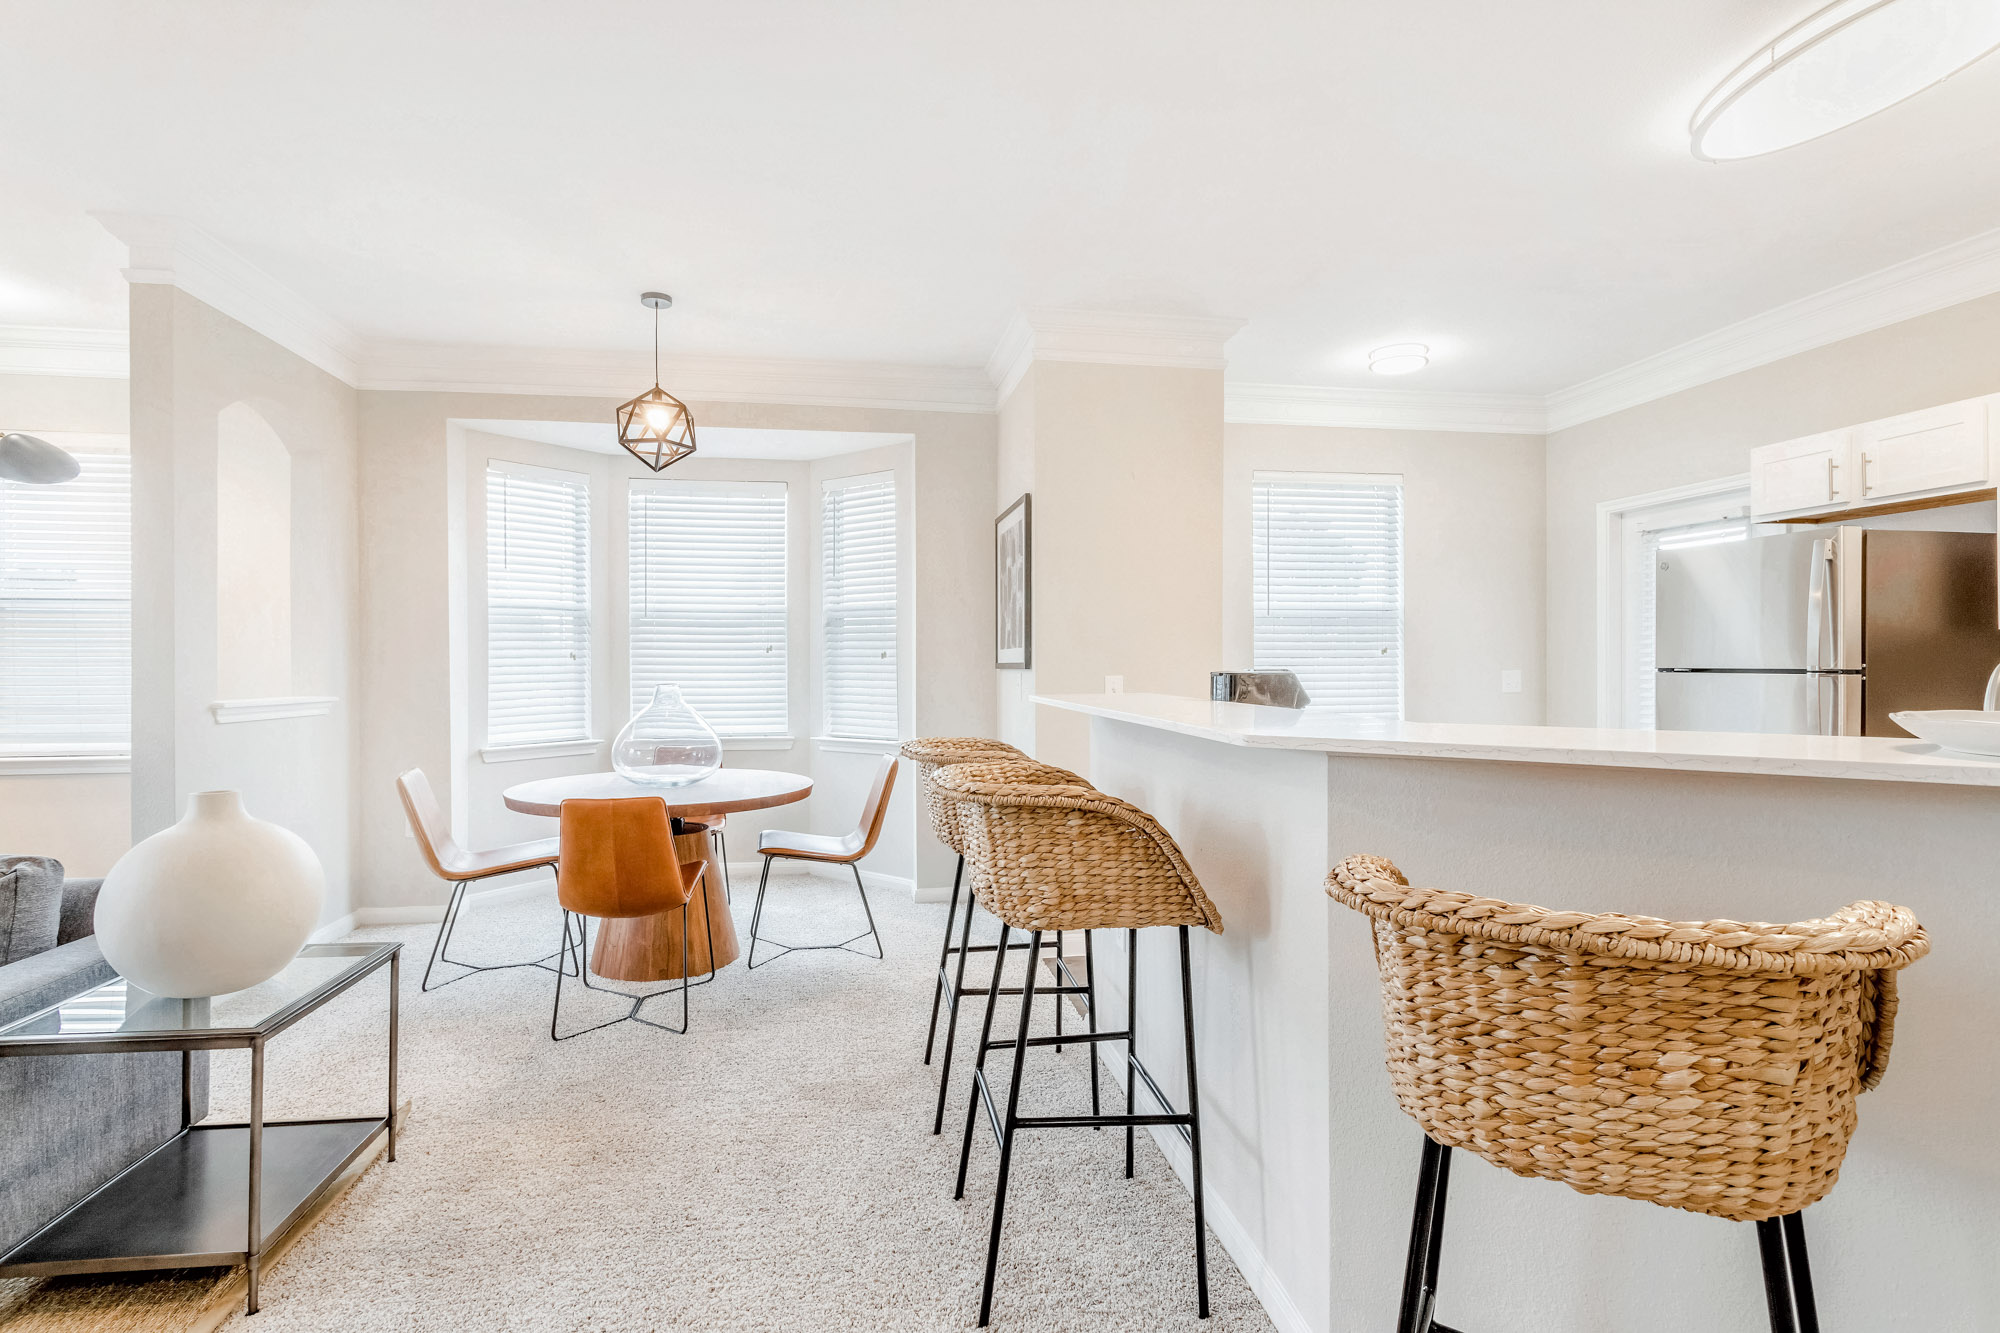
left=502, top=768, right=813, bottom=982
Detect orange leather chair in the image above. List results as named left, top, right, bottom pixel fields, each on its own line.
left=398, top=768, right=561, bottom=992
left=552, top=796, right=707, bottom=1040
left=746, top=754, right=897, bottom=968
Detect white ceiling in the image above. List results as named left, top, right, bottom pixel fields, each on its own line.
left=4, top=1, right=2000, bottom=396
left=461, top=421, right=913, bottom=461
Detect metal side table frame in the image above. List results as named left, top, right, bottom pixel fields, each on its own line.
left=0, top=941, right=400, bottom=1315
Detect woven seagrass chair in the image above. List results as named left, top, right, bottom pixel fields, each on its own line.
left=937, top=762, right=1224, bottom=1327
left=1327, top=854, right=1929, bottom=1333
left=904, top=736, right=1026, bottom=1056
left=918, top=753, right=1099, bottom=1138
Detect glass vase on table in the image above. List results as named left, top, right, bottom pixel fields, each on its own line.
left=613, top=684, right=724, bottom=787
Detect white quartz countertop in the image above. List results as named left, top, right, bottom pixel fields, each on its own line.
left=1034, top=692, right=2000, bottom=786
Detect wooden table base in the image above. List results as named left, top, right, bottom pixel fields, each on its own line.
left=591, top=826, right=741, bottom=981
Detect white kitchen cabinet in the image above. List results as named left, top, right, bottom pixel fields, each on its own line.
left=1852, top=398, right=1992, bottom=504
left=1749, top=430, right=1853, bottom=520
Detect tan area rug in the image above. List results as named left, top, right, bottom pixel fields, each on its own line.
left=0, top=1104, right=407, bottom=1331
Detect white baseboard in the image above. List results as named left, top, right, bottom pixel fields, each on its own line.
left=1090, top=1019, right=1311, bottom=1333
left=911, top=883, right=954, bottom=904
left=316, top=876, right=557, bottom=939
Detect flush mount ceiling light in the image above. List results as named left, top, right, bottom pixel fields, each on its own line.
left=1691, top=0, right=2000, bottom=161
left=1367, top=343, right=1430, bottom=376
left=615, top=292, right=698, bottom=472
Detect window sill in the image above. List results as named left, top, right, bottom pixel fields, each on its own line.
left=209, top=697, right=339, bottom=725
left=813, top=736, right=900, bottom=754
left=0, top=752, right=132, bottom=776
left=480, top=739, right=604, bottom=763
left=722, top=736, right=798, bottom=752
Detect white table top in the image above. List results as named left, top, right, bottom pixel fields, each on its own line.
left=1034, top=692, right=2000, bottom=786
left=501, top=768, right=814, bottom=818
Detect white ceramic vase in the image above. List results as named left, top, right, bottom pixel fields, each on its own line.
left=94, top=790, right=324, bottom=999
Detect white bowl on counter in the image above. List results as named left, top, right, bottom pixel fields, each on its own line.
left=1889, top=710, right=2000, bottom=758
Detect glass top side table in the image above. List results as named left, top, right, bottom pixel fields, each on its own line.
left=0, top=940, right=401, bottom=1314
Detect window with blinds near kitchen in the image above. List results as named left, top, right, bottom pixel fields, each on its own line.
left=630, top=480, right=789, bottom=737
left=821, top=473, right=898, bottom=740
left=1251, top=472, right=1404, bottom=717
left=485, top=462, right=591, bottom=746
left=0, top=437, right=131, bottom=754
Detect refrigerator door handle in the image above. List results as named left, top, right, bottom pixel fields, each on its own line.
left=1806, top=539, right=1834, bottom=735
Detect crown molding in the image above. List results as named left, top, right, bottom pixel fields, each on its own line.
left=358, top=342, right=995, bottom=413
left=92, top=212, right=363, bottom=385
left=0, top=324, right=128, bottom=379
left=1224, top=382, right=1547, bottom=435
left=987, top=308, right=1245, bottom=402
left=1547, top=224, right=2000, bottom=433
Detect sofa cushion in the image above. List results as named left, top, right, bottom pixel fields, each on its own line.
left=57, top=878, right=102, bottom=947
left=0, top=856, right=66, bottom=964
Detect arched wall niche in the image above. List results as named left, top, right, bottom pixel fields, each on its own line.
left=214, top=401, right=293, bottom=700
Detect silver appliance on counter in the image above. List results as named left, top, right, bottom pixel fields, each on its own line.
left=1211, top=670, right=1310, bottom=708
left=1655, top=527, right=2000, bottom=736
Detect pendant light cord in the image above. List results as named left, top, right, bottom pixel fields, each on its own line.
left=653, top=304, right=662, bottom=389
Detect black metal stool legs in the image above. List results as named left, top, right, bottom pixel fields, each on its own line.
left=1757, top=1212, right=1822, bottom=1333
left=959, top=925, right=1208, bottom=1326
left=1396, top=1137, right=1455, bottom=1333
left=930, top=899, right=1096, bottom=1135
left=924, top=854, right=966, bottom=1064
left=1394, top=1131, right=1818, bottom=1333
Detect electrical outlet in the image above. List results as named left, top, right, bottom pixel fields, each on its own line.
left=1105, top=675, right=1125, bottom=695
left=1500, top=669, right=1523, bottom=694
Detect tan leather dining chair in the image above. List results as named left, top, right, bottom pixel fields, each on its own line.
left=397, top=768, right=561, bottom=992
left=551, top=796, right=707, bottom=1040
left=746, top=753, right=898, bottom=968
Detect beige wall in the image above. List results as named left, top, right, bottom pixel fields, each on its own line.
left=1004, top=360, right=1226, bottom=773
left=358, top=392, right=995, bottom=909
left=128, top=287, right=362, bottom=924
left=1546, top=291, right=2000, bottom=725
left=1225, top=423, right=1546, bottom=725
left=0, top=374, right=132, bottom=872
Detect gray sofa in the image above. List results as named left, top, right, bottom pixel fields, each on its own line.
left=0, top=855, right=207, bottom=1256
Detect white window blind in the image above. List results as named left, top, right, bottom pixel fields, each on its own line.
left=630, top=480, right=789, bottom=736
left=486, top=464, right=591, bottom=746
left=0, top=439, right=131, bottom=752
left=822, top=473, right=898, bottom=740
left=1252, top=474, right=1404, bottom=717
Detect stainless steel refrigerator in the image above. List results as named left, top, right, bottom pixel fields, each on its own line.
left=1655, top=527, right=2000, bottom=736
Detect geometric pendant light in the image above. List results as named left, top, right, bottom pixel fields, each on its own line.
left=615, top=292, right=698, bottom=471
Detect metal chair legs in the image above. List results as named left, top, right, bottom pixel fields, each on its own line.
left=710, top=827, right=731, bottom=903
left=929, top=888, right=1097, bottom=1135
left=745, top=855, right=885, bottom=968
left=957, top=925, right=1209, bottom=1326
left=422, top=872, right=563, bottom=992
left=1393, top=1135, right=1819, bottom=1333
left=549, top=908, right=692, bottom=1040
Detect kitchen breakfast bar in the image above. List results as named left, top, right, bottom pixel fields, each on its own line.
left=1036, top=693, right=1998, bottom=1333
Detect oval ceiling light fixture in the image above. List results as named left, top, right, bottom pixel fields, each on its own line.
left=1691, top=0, right=2000, bottom=161
left=1367, top=343, right=1430, bottom=376
left=615, top=292, right=698, bottom=472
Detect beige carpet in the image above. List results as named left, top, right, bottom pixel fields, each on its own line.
left=171, top=866, right=1276, bottom=1332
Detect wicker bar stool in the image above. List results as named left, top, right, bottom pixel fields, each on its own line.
left=921, top=755, right=1100, bottom=1138
left=902, top=737, right=1099, bottom=1131
left=937, top=762, right=1224, bottom=1327
left=903, top=736, right=1025, bottom=1059
left=1326, top=854, right=1929, bottom=1333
